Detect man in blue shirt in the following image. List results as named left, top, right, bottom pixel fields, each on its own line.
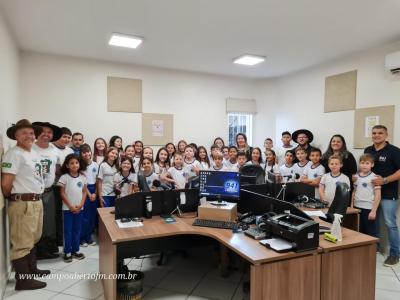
left=365, top=125, right=400, bottom=267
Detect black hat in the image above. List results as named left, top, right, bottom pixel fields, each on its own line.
left=32, top=122, right=62, bottom=142
left=292, top=129, right=314, bottom=143
left=6, top=119, right=42, bottom=140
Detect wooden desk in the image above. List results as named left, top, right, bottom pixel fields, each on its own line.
left=98, top=208, right=376, bottom=300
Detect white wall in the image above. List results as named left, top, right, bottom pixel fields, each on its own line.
left=0, top=11, right=19, bottom=298
left=20, top=52, right=263, bottom=149
left=266, top=41, right=400, bottom=155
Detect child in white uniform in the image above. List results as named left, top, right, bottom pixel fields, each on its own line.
left=292, top=148, right=310, bottom=181
left=113, top=157, right=137, bottom=198
left=319, top=155, right=350, bottom=207
left=301, top=148, right=325, bottom=199
left=183, top=145, right=202, bottom=177
left=97, top=147, right=119, bottom=207
left=352, top=154, right=381, bottom=237
left=58, top=154, right=87, bottom=262
left=279, top=150, right=295, bottom=183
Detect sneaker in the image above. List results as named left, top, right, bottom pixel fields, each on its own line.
left=63, top=254, right=72, bottom=263
left=88, top=241, right=96, bottom=246
left=72, top=252, right=85, bottom=260
left=383, top=256, right=399, bottom=267
left=80, top=242, right=88, bottom=247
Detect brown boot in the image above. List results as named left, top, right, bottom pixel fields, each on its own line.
left=29, top=247, right=51, bottom=277
left=12, top=255, right=47, bottom=290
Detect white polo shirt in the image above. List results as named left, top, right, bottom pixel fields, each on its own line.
left=303, top=163, right=325, bottom=199
left=2, top=146, right=45, bottom=194
left=97, top=162, right=117, bottom=196
left=168, top=167, right=188, bottom=189
left=58, top=174, right=87, bottom=210
left=354, top=172, right=380, bottom=210
left=320, top=172, right=350, bottom=206
left=113, top=172, right=137, bottom=197
left=83, top=161, right=99, bottom=185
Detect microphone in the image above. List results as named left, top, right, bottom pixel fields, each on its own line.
left=282, top=173, right=300, bottom=180
left=152, top=179, right=172, bottom=190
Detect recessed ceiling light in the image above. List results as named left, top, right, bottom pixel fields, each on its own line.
left=109, top=33, right=143, bottom=49
left=233, top=55, right=265, bottom=66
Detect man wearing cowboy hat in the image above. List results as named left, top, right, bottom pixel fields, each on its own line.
left=1, top=119, right=50, bottom=290
left=32, top=121, right=62, bottom=259
left=292, top=129, right=316, bottom=159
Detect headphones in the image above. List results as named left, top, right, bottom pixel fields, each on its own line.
left=257, top=211, right=277, bottom=231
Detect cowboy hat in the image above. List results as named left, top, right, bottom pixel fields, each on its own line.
left=32, top=122, right=62, bottom=142
left=6, top=119, right=42, bottom=140
left=292, top=129, right=314, bottom=143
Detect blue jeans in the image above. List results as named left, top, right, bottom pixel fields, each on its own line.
left=380, top=198, right=400, bottom=257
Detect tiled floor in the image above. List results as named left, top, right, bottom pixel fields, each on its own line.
left=3, top=245, right=400, bottom=299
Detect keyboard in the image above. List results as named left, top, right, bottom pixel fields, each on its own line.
left=244, top=227, right=268, bottom=240
left=192, top=219, right=236, bottom=230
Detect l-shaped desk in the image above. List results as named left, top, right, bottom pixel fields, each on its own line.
left=98, top=207, right=377, bottom=300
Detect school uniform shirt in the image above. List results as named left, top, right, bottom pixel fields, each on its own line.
left=145, top=172, right=160, bottom=189
left=319, top=173, right=350, bottom=206
left=279, top=164, right=295, bottom=183
left=168, top=167, right=188, bottom=189
left=95, top=156, right=105, bottom=165
left=224, top=160, right=239, bottom=172
left=303, top=164, right=325, bottom=199
left=2, top=146, right=45, bottom=194
left=154, top=163, right=169, bottom=175
left=113, top=172, right=137, bottom=197
left=209, top=156, right=215, bottom=167
left=209, top=165, right=229, bottom=171
left=354, top=172, right=380, bottom=210
left=53, top=143, right=74, bottom=165
left=58, top=174, right=87, bottom=210
left=32, top=143, right=59, bottom=188
left=83, top=161, right=99, bottom=185
left=292, top=161, right=311, bottom=178
left=264, top=163, right=280, bottom=174
left=183, top=159, right=202, bottom=178
left=97, top=162, right=117, bottom=196
left=200, top=161, right=210, bottom=170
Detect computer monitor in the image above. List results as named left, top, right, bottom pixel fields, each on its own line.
left=240, top=175, right=257, bottom=186
left=199, top=171, right=240, bottom=200
left=239, top=189, right=312, bottom=220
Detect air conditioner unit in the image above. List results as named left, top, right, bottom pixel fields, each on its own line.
left=385, top=51, right=400, bottom=74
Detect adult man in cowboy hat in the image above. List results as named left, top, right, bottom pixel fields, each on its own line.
left=1, top=119, right=50, bottom=290
left=32, top=121, right=62, bottom=259
left=292, top=129, right=315, bottom=159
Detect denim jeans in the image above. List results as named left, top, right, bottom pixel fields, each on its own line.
left=380, top=198, right=400, bottom=257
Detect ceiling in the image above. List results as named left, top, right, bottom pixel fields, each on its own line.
left=2, top=0, right=400, bottom=78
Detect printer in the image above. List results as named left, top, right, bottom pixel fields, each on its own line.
left=266, top=213, right=319, bottom=252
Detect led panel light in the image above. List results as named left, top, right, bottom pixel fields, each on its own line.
left=109, top=33, right=143, bottom=49
left=233, top=55, right=265, bottom=66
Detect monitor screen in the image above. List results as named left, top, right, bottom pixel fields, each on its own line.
left=199, top=171, right=240, bottom=199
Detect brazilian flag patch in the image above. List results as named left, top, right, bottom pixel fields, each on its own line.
left=2, top=162, right=12, bottom=168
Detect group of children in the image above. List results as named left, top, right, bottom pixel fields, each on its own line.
left=277, top=146, right=380, bottom=238
left=56, top=133, right=381, bottom=262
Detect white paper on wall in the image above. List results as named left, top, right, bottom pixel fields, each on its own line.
left=152, top=120, right=164, bottom=137
left=365, top=116, right=379, bottom=138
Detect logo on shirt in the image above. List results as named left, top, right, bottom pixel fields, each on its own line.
left=362, top=182, right=368, bottom=188
left=378, top=156, right=386, bottom=162
left=34, top=163, right=43, bottom=177
left=40, top=159, right=52, bottom=175
left=77, top=181, right=83, bottom=188
left=313, top=173, right=318, bottom=178
left=2, top=162, right=12, bottom=168
left=92, top=167, right=97, bottom=173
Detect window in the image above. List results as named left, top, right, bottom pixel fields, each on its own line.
left=228, top=112, right=253, bottom=146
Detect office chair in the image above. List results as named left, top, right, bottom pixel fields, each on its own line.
left=239, top=164, right=265, bottom=184
left=137, top=170, right=150, bottom=192
left=320, top=182, right=351, bottom=223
